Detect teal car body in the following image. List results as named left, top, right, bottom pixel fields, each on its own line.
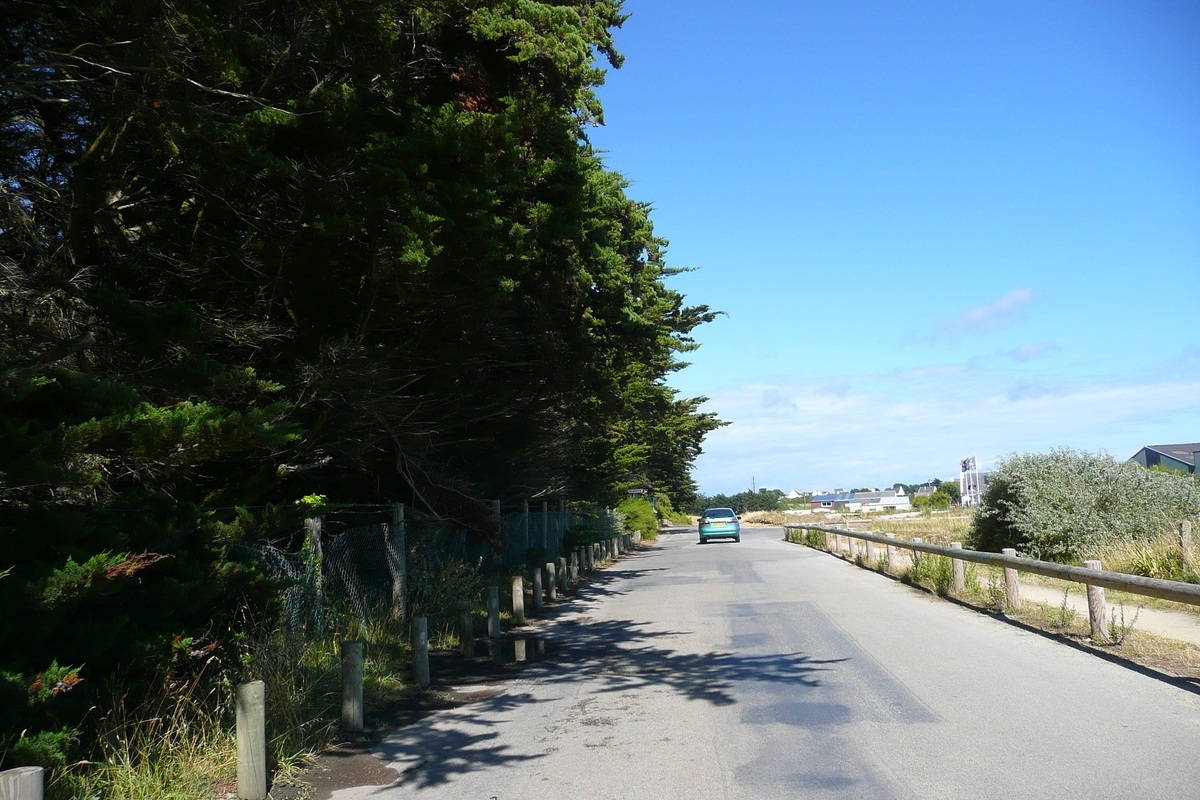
left=698, top=507, right=740, bottom=543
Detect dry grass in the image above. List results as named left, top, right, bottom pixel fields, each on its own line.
left=852, top=511, right=975, bottom=544
left=784, top=533, right=1200, bottom=681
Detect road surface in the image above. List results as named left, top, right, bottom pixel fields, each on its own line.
left=331, top=525, right=1200, bottom=799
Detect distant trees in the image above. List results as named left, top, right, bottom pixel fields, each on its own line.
left=687, top=488, right=783, bottom=515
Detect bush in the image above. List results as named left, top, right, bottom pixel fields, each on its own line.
left=652, top=494, right=691, bottom=525
left=968, top=448, right=1200, bottom=561
left=615, top=498, right=658, bottom=540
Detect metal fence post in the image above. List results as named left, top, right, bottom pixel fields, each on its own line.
left=236, top=680, right=267, bottom=800
left=1084, top=560, right=1109, bottom=643
left=1002, top=548, right=1021, bottom=609
left=340, top=641, right=363, bottom=731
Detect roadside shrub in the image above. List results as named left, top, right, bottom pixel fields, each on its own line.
left=615, top=498, right=658, bottom=541
left=967, top=448, right=1200, bottom=561
left=651, top=494, right=691, bottom=525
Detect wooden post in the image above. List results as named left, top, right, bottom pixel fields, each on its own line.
left=305, top=516, right=325, bottom=631
left=1084, top=559, right=1109, bottom=643
left=388, top=504, right=407, bottom=618
left=236, top=680, right=267, bottom=800
left=523, top=499, right=530, bottom=555
left=545, top=562, right=556, bottom=602
left=951, top=542, right=965, bottom=592
left=0, top=767, right=43, bottom=800
left=511, top=575, right=525, bottom=624
left=912, top=538, right=922, bottom=568
left=532, top=567, right=543, bottom=610
left=487, top=585, right=501, bottom=638
left=456, top=600, right=474, bottom=657
left=556, top=557, right=568, bottom=592
left=824, top=530, right=832, bottom=550
left=411, top=616, right=430, bottom=688
left=340, top=641, right=364, bottom=732
left=865, top=539, right=875, bottom=562
left=1002, top=548, right=1021, bottom=609
left=886, top=533, right=897, bottom=571
left=569, top=550, right=579, bottom=583
left=1181, top=520, right=1194, bottom=563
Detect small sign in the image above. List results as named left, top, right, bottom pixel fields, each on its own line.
left=626, top=488, right=647, bottom=495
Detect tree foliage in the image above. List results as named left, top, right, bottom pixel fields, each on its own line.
left=1, top=0, right=721, bottom=514
left=687, top=488, right=783, bottom=515
left=1, top=0, right=725, bottom=773
left=968, top=448, right=1200, bottom=561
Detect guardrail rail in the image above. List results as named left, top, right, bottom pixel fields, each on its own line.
left=783, top=522, right=1200, bottom=644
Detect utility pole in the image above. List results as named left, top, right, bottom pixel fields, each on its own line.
left=752, top=475, right=756, bottom=494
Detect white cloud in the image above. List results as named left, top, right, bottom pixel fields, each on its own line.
left=1000, top=342, right=1059, bottom=362
left=909, top=287, right=1037, bottom=343
left=690, top=369, right=1200, bottom=495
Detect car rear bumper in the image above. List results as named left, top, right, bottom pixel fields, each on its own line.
left=698, top=526, right=740, bottom=540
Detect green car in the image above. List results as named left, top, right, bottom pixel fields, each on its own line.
left=698, top=507, right=740, bottom=543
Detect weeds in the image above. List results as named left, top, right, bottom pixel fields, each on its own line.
left=1108, top=603, right=1140, bottom=645
left=985, top=572, right=1006, bottom=612
left=905, top=553, right=954, bottom=596
left=1052, top=590, right=1078, bottom=629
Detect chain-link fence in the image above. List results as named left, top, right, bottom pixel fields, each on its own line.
left=239, top=501, right=619, bottom=632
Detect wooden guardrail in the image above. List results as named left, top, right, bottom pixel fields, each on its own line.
left=784, top=522, right=1200, bottom=643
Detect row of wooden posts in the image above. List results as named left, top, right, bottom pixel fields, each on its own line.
left=231, top=531, right=639, bottom=800
left=786, top=522, right=1200, bottom=645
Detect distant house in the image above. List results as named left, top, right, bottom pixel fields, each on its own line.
left=783, top=489, right=805, bottom=500
left=1128, top=443, right=1200, bottom=475
left=810, top=489, right=911, bottom=512
left=854, top=489, right=912, bottom=511
left=914, top=484, right=937, bottom=498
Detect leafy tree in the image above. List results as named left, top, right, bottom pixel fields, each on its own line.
left=1, top=0, right=725, bottom=772
left=2, top=0, right=723, bottom=512
left=939, top=481, right=961, bottom=503
left=968, top=448, right=1200, bottom=560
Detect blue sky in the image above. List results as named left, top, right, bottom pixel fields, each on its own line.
left=589, top=0, right=1200, bottom=495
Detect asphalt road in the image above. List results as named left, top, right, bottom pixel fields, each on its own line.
left=331, top=525, right=1200, bottom=800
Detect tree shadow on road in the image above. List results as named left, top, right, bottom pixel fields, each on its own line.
left=368, top=692, right=548, bottom=790
left=545, top=618, right=847, bottom=706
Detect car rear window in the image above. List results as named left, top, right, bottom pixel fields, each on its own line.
left=704, top=508, right=736, bottom=518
